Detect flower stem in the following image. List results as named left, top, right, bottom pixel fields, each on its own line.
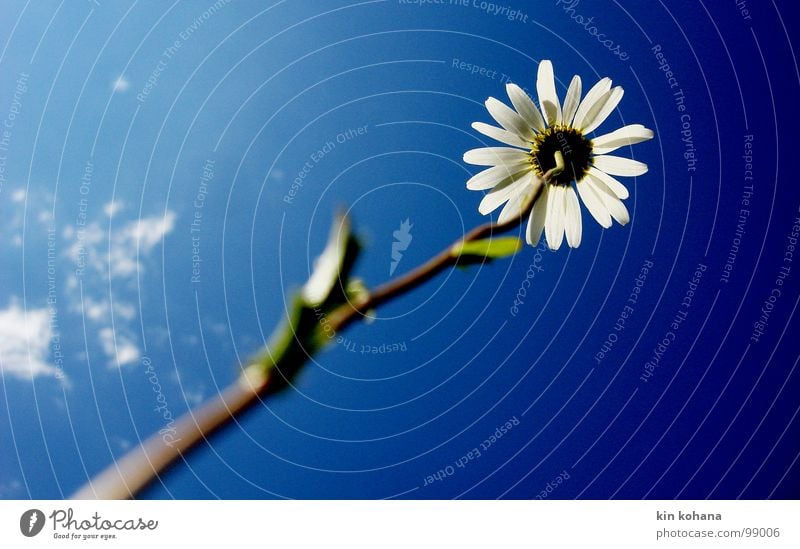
left=545, top=150, right=565, bottom=181
left=72, top=202, right=533, bottom=500
left=325, top=204, right=531, bottom=333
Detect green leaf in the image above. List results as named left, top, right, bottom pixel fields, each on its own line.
left=249, top=213, right=362, bottom=391
left=301, top=213, right=359, bottom=308
left=451, top=237, right=523, bottom=263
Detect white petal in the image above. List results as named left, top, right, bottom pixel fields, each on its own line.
left=561, top=75, right=582, bottom=126
left=536, top=60, right=561, bottom=126
left=587, top=166, right=629, bottom=199
left=586, top=174, right=630, bottom=225
left=526, top=185, right=548, bottom=246
left=565, top=186, right=582, bottom=248
left=593, top=155, right=648, bottom=177
left=524, top=170, right=544, bottom=209
left=464, top=147, right=530, bottom=166
left=572, top=77, right=611, bottom=130
left=591, top=124, right=654, bottom=154
left=498, top=179, right=533, bottom=224
left=478, top=177, right=527, bottom=215
left=485, top=97, right=536, bottom=140
left=471, top=122, right=531, bottom=148
left=545, top=185, right=566, bottom=250
left=506, top=83, right=545, bottom=132
left=580, top=86, right=624, bottom=134
left=576, top=179, right=612, bottom=228
left=467, top=164, right=530, bottom=191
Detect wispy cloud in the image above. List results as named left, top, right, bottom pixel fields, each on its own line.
left=0, top=479, right=24, bottom=498
left=112, top=213, right=175, bottom=277
left=63, top=211, right=176, bottom=368
left=99, top=327, right=140, bottom=367
left=68, top=212, right=176, bottom=279
left=0, top=303, right=58, bottom=379
left=112, top=76, right=130, bottom=92
left=103, top=200, right=123, bottom=217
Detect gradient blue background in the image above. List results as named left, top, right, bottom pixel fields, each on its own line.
left=0, top=0, right=798, bottom=499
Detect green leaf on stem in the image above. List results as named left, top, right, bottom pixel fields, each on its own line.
left=250, top=212, right=361, bottom=392
left=301, top=213, right=360, bottom=309
left=451, top=236, right=523, bottom=264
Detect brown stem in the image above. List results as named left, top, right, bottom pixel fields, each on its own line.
left=71, top=367, right=270, bottom=500
left=72, top=201, right=533, bottom=499
left=325, top=204, right=531, bottom=333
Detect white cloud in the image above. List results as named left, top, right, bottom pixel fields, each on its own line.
left=111, top=436, right=132, bottom=451
left=0, top=479, right=23, bottom=498
left=37, top=209, right=53, bottom=224
left=112, top=76, right=130, bottom=92
left=111, top=213, right=175, bottom=277
left=116, top=342, right=140, bottom=365
left=98, top=327, right=140, bottom=368
left=84, top=299, right=107, bottom=321
left=103, top=200, right=123, bottom=217
left=0, top=303, right=59, bottom=379
left=11, top=189, right=26, bottom=203
left=62, top=211, right=174, bottom=369
left=66, top=222, right=103, bottom=275
left=183, top=387, right=205, bottom=407
left=66, top=211, right=176, bottom=279
left=124, top=212, right=175, bottom=252
left=114, top=302, right=136, bottom=321
left=75, top=296, right=135, bottom=324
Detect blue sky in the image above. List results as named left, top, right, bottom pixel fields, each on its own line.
left=1, top=0, right=798, bottom=499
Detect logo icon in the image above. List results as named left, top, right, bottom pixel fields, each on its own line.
left=20, top=509, right=45, bottom=537
left=390, top=219, right=413, bottom=275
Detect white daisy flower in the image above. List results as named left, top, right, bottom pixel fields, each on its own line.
left=464, top=60, right=654, bottom=249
